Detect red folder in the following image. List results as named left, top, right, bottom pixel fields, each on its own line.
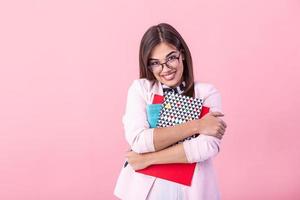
left=136, top=94, right=210, bottom=186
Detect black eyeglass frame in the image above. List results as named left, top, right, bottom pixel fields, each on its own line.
left=147, top=51, right=182, bottom=72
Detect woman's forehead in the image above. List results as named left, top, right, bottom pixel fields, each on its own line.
left=149, top=42, right=177, bottom=60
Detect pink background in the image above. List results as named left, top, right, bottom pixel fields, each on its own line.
left=0, top=0, right=299, bottom=199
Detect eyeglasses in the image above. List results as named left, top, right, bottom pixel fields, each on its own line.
left=147, top=52, right=182, bottom=73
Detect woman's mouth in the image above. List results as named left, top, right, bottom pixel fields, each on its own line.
left=162, top=71, right=176, bottom=81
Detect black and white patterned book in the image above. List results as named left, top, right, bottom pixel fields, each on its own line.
left=157, top=91, right=204, bottom=128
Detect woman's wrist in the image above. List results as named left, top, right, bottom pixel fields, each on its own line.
left=187, top=119, right=203, bottom=135
left=143, top=143, right=188, bottom=166
left=144, top=152, right=157, bottom=166
left=176, top=120, right=199, bottom=139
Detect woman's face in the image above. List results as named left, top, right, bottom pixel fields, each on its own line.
left=148, top=42, right=184, bottom=88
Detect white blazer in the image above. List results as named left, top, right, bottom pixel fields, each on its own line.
left=114, top=78, right=223, bottom=200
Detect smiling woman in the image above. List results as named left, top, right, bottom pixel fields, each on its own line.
left=139, top=23, right=195, bottom=98
left=114, top=23, right=227, bottom=200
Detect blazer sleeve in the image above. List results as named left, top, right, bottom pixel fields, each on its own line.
left=122, top=80, right=155, bottom=153
left=182, top=84, right=223, bottom=163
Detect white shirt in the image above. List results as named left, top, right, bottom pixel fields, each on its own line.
left=146, top=178, right=187, bottom=200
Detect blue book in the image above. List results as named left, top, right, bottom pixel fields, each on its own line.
left=146, top=104, right=162, bottom=128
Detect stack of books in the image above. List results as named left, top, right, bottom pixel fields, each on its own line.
left=136, top=92, right=210, bottom=186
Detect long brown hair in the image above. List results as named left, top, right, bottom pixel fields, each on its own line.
left=139, top=23, right=195, bottom=97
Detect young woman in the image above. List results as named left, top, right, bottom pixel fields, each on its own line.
left=114, top=23, right=227, bottom=200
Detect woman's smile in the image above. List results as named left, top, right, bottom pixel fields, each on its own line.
left=161, top=71, right=176, bottom=81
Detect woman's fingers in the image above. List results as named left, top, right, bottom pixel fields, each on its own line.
left=216, top=133, right=222, bottom=139
left=217, top=117, right=227, bottom=128
left=210, top=111, right=225, bottom=117
left=220, top=119, right=227, bottom=128
left=218, top=126, right=226, bottom=135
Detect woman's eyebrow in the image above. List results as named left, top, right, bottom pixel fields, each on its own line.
left=149, top=50, right=177, bottom=60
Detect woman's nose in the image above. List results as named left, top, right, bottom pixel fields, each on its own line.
left=160, top=63, right=172, bottom=73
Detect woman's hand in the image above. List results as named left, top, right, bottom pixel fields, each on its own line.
left=193, top=112, right=227, bottom=139
left=125, top=150, right=152, bottom=170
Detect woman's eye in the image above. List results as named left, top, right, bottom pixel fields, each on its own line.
left=150, top=62, right=159, bottom=66
left=168, top=55, right=177, bottom=61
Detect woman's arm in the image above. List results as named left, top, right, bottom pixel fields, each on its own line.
left=126, top=134, right=220, bottom=170
left=126, top=143, right=188, bottom=170
left=152, top=120, right=200, bottom=151
left=126, top=83, right=225, bottom=169
left=183, top=84, right=224, bottom=163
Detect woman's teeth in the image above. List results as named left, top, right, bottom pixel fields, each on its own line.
left=163, top=72, right=176, bottom=81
